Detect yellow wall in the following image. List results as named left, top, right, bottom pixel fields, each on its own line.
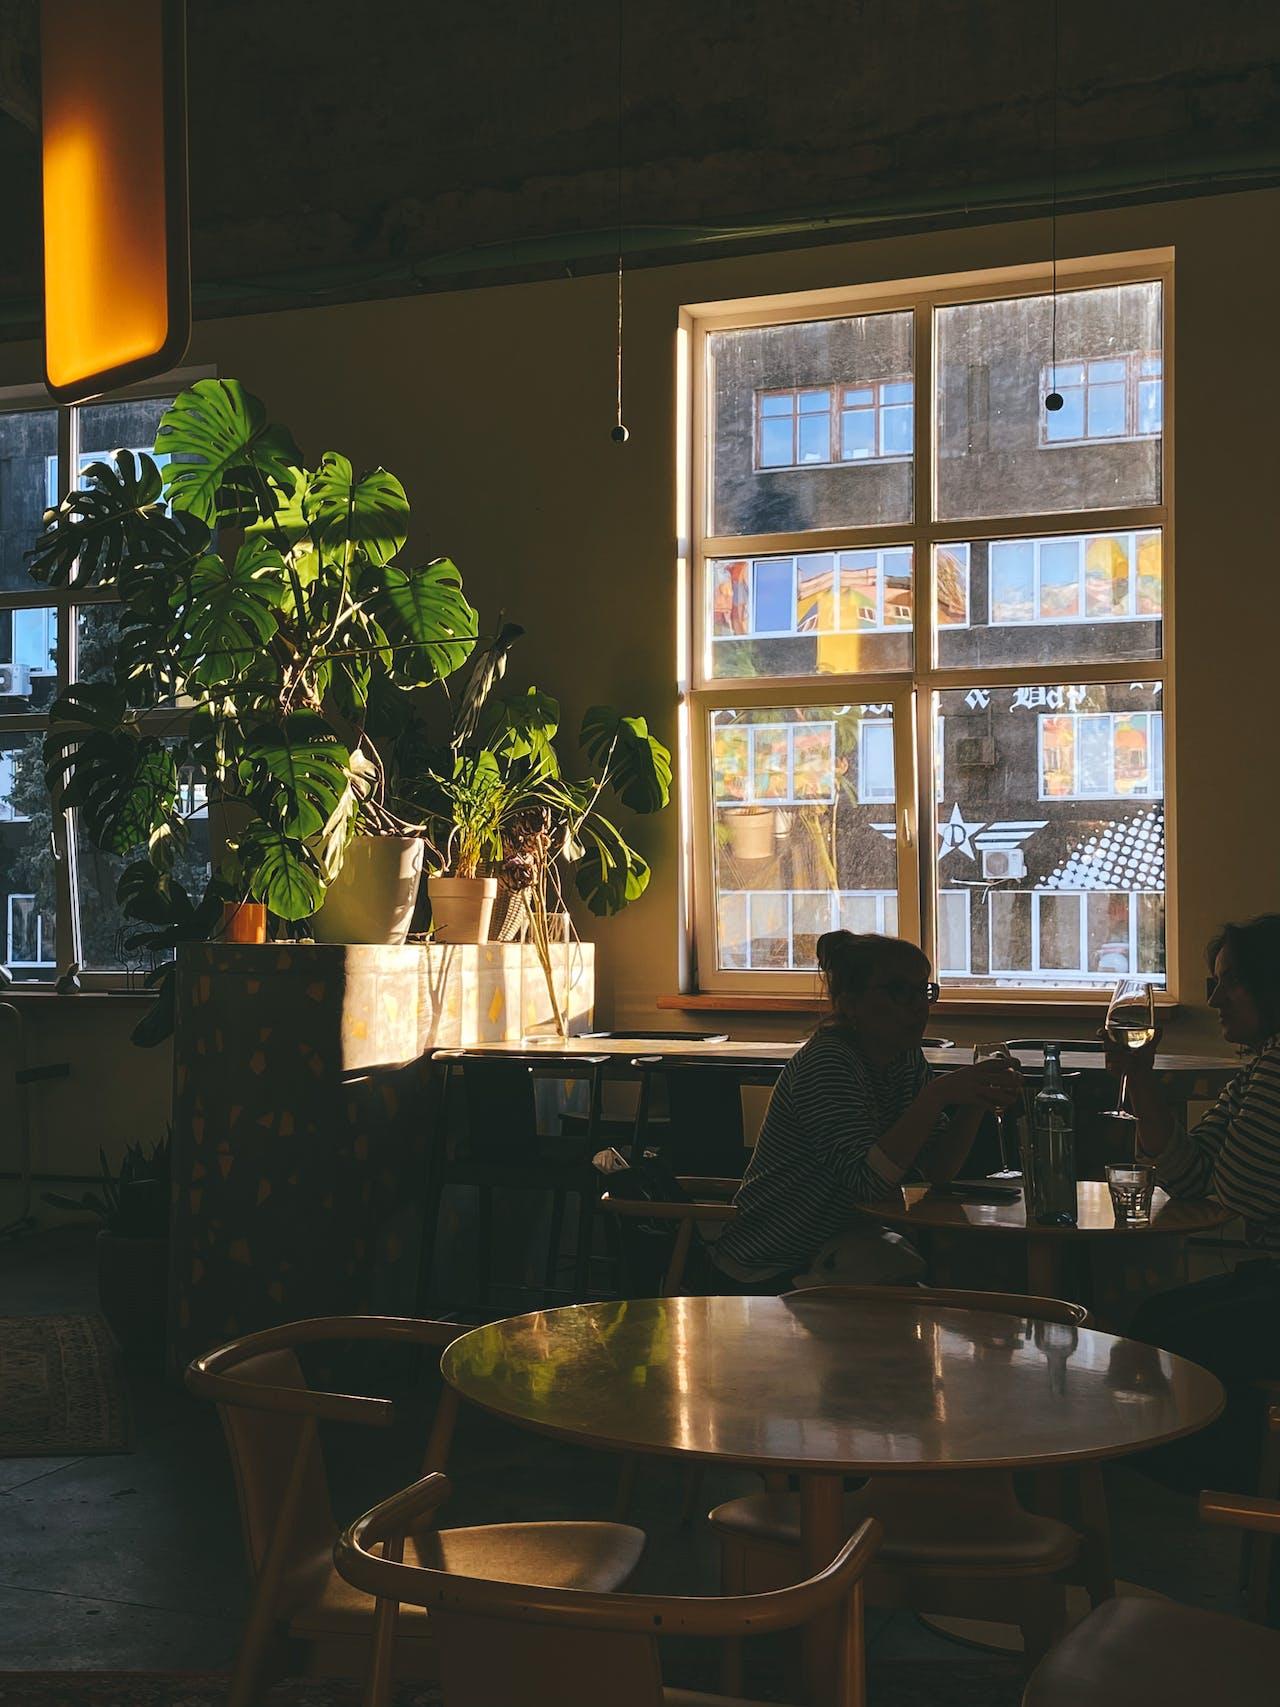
left=2, top=188, right=1276, bottom=1193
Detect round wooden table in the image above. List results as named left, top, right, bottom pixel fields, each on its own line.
left=858, top=1181, right=1233, bottom=1300
left=442, top=1292, right=1223, bottom=1704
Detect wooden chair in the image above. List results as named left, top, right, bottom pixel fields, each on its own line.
left=423, top=1053, right=609, bottom=1309
left=1243, top=1378, right=1280, bottom=1620
left=1024, top=1415, right=1280, bottom=1705
left=709, top=1286, right=1099, bottom=1679
left=187, top=1315, right=645, bottom=1707
left=632, top=1056, right=753, bottom=1179
left=334, top=1468, right=883, bottom=1707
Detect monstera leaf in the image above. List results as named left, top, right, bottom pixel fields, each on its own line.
left=476, top=686, right=560, bottom=771
left=240, top=823, right=325, bottom=920
left=157, top=379, right=302, bottom=528
left=303, top=454, right=409, bottom=568
left=174, top=540, right=287, bottom=690
left=28, top=450, right=207, bottom=587
left=43, top=684, right=180, bottom=857
left=366, top=556, right=478, bottom=686
left=573, top=812, right=652, bottom=916
left=580, top=707, right=672, bottom=814
left=240, top=716, right=351, bottom=839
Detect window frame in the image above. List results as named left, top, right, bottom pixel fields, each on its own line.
left=0, top=366, right=215, bottom=984
left=680, top=251, right=1175, bottom=1004
left=754, top=376, right=915, bottom=471
left=1038, top=351, right=1164, bottom=448
left=1037, top=709, right=1165, bottom=802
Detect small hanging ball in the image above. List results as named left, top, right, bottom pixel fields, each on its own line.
left=611, top=423, right=630, bottom=444
left=1044, top=391, right=1065, bottom=412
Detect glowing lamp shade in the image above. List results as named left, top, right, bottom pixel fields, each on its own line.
left=40, top=0, right=190, bottom=401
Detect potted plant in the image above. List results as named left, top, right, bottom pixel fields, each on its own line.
left=29, top=378, right=480, bottom=980
left=45, top=1136, right=171, bottom=1354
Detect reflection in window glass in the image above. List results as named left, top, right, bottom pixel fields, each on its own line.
left=0, top=410, right=58, bottom=594
left=934, top=682, right=1165, bottom=988
left=936, top=282, right=1162, bottom=520
left=709, top=548, right=913, bottom=679
left=712, top=704, right=898, bottom=971
left=711, top=312, right=914, bottom=535
left=0, top=738, right=56, bottom=980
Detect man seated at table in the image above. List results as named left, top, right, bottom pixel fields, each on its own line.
left=700, top=931, right=1022, bottom=1294
left=1106, top=912, right=1280, bottom=1492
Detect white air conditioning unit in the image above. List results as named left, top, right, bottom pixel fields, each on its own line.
left=982, top=847, right=1026, bottom=880
left=955, top=735, right=996, bottom=768
left=0, top=664, right=32, bottom=697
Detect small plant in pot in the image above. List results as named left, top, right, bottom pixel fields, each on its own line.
left=45, top=1136, right=171, bottom=1355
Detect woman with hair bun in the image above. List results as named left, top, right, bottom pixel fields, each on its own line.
left=704, top=930, right=1021, bottom=1293
left=1105, top=913, right=1280, bottom=1491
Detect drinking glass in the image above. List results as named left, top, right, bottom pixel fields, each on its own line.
left=1106, top=1160, right=1156, bottom=1227
left=973, top=1042, right=1019, bottom=1173
left=1102, top=978, right=1155, bottom=1143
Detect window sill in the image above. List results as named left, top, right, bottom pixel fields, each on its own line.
left=658, top=992, right=1181, bottom=1017
left=0, top=984, right=158, bottom=1002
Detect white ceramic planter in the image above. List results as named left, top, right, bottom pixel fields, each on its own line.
left=724, top=806, right=777, bottom=861
left=428, top=875, right=498, bottom=944
left=312, top=835, right=425, bottom=945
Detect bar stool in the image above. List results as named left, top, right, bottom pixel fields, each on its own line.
left=420, top=1053, right=607, bottom=1312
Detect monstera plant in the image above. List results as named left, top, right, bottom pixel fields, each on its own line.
left=28, top=378, right=478, bottom=1028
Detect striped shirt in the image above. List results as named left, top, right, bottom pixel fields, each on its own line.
left=713, top=1026, right=943, bottom=1276
left=1156, top=1037, right=1280, bottom=1252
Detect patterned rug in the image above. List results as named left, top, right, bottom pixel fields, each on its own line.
left=0, top=1666, right=1023, bottom=1706
left=0, top=1314, right=132, bottom=1455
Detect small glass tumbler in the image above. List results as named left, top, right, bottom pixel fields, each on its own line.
left=1106, top=1161, right=1156, bottom=1227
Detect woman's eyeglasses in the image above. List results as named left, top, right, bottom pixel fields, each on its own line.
left=878, top=979, right=941, bottom=1007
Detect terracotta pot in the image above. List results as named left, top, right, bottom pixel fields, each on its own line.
left=312, top=834, right=425, bottom=945
left=220, top=900, right=267, bottom=943
left=428, top=875, right=498, bottom=944
left=96, top=1231, right=167, bottom=1353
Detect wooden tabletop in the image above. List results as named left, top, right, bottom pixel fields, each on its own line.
left=860, top=1181, right=1235, bottom=1241
left=441, top=1293, right=1223, bottom=1474
left=447, top=1036, right=1237, bottom=1082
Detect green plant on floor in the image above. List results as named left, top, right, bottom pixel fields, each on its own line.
left=44, top=1134, right=171, bottom=1239
left=27, top=377, right=480, bottom=1029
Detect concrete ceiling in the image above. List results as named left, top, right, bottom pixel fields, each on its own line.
left=1, top=0, right=1278, bottom=336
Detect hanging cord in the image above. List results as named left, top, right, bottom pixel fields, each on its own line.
left=611, top=0, right=629, bottom=443
left=1044, top=0, right=1064, bottom=414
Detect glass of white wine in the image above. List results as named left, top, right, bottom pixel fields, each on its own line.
left=973, top=1042, right=1019, bottom=1173
left=1103, top=978, right=1156, bottom=1139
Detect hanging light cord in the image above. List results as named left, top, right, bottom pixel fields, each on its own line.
left=1045, top=0, right=1063, bottom=412
left=611, top=0, right=629, bottom=443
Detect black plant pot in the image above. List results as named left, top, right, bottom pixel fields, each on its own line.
left=96, top=1230, right=168, bottom=1353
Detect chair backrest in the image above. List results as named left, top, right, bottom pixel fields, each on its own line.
left=215, top=1347, right=336, bottom=1580
left=335, top=1472, right=881, bottom=1707
left=785, top=1282, right=1089, bottom=1327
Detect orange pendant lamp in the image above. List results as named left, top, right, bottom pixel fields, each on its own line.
left=40, top=0, right=191, bottom=402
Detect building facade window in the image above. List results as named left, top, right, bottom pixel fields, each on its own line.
left=0, top=376, right=213, bottom=982
left=756, top=379, right=914, bottom=469
left=688, top=264, right=1170, bottom=995
left=1040, top=352, right=1163, bottom=445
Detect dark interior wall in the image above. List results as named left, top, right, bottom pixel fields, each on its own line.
left=0, top=0, right=1277, bottom=325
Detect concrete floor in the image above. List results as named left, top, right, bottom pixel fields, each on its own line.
left=0, top=1225, right=1257, bottom=1687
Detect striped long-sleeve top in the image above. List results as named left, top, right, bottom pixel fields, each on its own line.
left=1155, top=1038, right=1280, bottom=1251
left=712, top=1026, right=945, bottom=1277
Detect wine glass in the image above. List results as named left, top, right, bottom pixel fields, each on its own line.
left=1103, top=978, right=1156, bottom=1144
left=973, top=1042, right=1019, bottom=1174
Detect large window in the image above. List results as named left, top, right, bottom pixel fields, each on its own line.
left=0, top=378, right=212, bottom=981
left=687, top=264, right=1170, bottom=995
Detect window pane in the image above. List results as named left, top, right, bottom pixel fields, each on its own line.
left=1043, top=385, right=1085, bottom=442
left=75, top=765, right=212, bottom=972
left=0, top=737, right=56, bottom=981
left=710, top=312, right=913, bottom=534
left=936, top=281, right=1162, bottom=519
left=709, top=549, right=912, bottom=677
left=934, top=683, right=1165, bottom=988
left=712, top=704, right=899, bottom=973
left=77, top=395, right=174, bottom=467
left=880, top=403, right=913, bottom=456
left=840, top=407, right=876, bottom=460
left=0, top=607, right=59, bottom=712
left=937, top=889, right=970, bottom=975
left=935, top=544, right=970, bottom=626
left=0, top=409, right=58, bottom=593
left=759, top=417, right=792, bottom=468
left=857, top=722, right=895, bottom=803
left=936, top=529, right=1162, bottom=669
